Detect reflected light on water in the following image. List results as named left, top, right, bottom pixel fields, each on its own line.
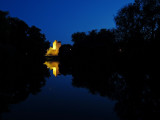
left=44, top=61, right=60, bottom=77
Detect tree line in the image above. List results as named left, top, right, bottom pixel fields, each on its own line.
left=58, top=1, right=160, bottom=119
left=0, top=11, right=50, bottom=114
left=0, top=10, right=50, bottom=62
left=59, top=0, right=160, bottom=70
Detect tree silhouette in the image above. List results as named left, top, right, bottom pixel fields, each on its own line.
left=0, top=10, right=50, bottom=115
left=0, top=10, right=50, bottom=61
left=71, top=29, right=115, bottom=64
left=61, top=1, right=160, bottom=119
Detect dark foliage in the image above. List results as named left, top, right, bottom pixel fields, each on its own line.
left=0, top=10, right=50, bottom=61
left=0, top=11, right=50, bottom=115
left=59, top=0, right=160, bottom=120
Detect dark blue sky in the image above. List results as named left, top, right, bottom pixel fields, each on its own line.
left=0, top=0, right=134, bottom=44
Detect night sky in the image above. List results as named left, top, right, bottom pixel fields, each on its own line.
left=0, top=0, right=134, bottom=45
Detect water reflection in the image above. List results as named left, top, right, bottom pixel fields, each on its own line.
left=44, top=61, right=60, bottom=77
left=1, top=56, right=159, bottom=120
left=0, top=56, right=50, bottom=116
left=55, top=59, right=160, bottom=120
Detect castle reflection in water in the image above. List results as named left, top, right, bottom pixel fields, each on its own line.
left=44, top=61, right=60, bottom=77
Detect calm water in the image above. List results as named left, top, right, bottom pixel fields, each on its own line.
left=1, top=61, right=119, bottom=120
left=1, top=60, right=159, bottom=120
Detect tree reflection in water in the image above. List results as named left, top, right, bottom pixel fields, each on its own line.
left=58, top=59, right=160, bottom=120
left=0, top=56, right=50, bottom=115
left=1, top=55, right=159, bottom=120
left=0, top=10, right=50, bottom=116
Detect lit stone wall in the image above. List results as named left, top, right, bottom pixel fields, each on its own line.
left=46, top=40, right=61, bottom=56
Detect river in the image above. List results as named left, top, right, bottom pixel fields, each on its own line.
left=1, top=61, right=119, bottom=120
left=1, top=59, right=158, bottom=120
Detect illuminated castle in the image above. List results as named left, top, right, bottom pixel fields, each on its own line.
left=46, top=40, right=61, bottom=56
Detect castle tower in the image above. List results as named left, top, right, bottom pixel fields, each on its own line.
left=46, top=40, right=61, bottom=56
